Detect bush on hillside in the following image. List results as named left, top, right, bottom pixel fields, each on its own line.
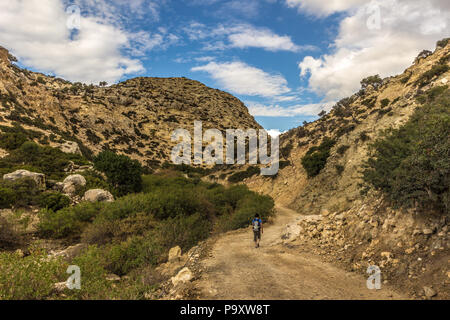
left=0, top=217, right=22, bottom=249
left=301, top=138, right=336, bottom=178
left=0, top=248, right=66, bottom=300
left=363, top=87, right=450, bottom=213
left=227, top=166, right=260, bottom=183
left=94, top=151, right=143, bottom=196
left=0, top=141, right=89, bottom=180
left=0, top=178, right=41, bottom=208
left=38, top=192, right=71, bottom=212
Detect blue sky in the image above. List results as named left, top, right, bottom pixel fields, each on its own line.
left=0, top=0, right=448, bottom=134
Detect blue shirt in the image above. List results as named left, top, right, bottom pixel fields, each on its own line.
left=252, top=218, right=262, bottom=227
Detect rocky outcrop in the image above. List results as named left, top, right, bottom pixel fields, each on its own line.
left=290, top=195, right=449, bottom=299
left=58, top=141, right=81, bottom=155
left=3, top=169, right=46, bottom=190
left=82, top=189, right=114, bottom=203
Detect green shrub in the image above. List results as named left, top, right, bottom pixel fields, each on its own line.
left=105, top=236, right=163, bottom=276
left=417, top=64, right=450, bottom=87
left=301, top=138, right=336, bottom=178
left=359, top=131, right=370, bottom=142
left=228, top=166, right=260, bottom=183
left=363, top=87, right=450, bottom=213
left=361, top=75, right=382, bottom=90
left=0, top=131, right=27, bottom=150
left=0, top=178, right=41, bottom=208
left=0, top=248, right=66, bottom=300
left=64, top=246, right=130, bottom=300
left=0, top=187, right=15, bottom=208
left=154, top=212, right=212, bottom=252
left=337, top=145, right=350, bottom=156
left=38, top=202, right=103, bottom=239
left=0, top=216, right=22, bottom=249
left=94, top=151, right=143, bottom=196
left=335, top=164, right=345, bottom=175
left=38, top=192, right=70, bottom=212
left=436, top=38, right=450, bottom=48
left=380, top=98, right=390, bottom=108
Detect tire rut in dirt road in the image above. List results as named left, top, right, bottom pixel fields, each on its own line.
left=194, top=206, right=406, bottom=300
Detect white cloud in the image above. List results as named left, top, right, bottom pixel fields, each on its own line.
left=0, top=0, right=175, bottom=84
left=247, top=101, right=334, bottom=117
left=192, top=61, right=291, bottom=97
left=224, top=25, right=315, bottom=52
left=297, top=0, right=450, bottom=100
left=184, top=22, right=315, bottom=52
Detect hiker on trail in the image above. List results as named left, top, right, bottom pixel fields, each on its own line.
left=252, top=214, right=263, bottom=248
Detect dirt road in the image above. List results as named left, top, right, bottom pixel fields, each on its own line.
left=195, top=206, right=406, bottom=300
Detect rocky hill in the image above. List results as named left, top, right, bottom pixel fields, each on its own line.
left=0, top=45, right=261, bottom=168
left=247, top=40, right=450, bottom=214
left=244, top=39, right=450, bottom=299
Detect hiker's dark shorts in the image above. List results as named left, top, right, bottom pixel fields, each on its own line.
left=253, top=230, right=261, bottom=241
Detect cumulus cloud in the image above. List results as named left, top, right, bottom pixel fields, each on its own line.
left=297, top=0, right=450, bottom=100
left=0, top=0, right=175, bottom=84
left=184, top=22, right=315, bottom=52
left=191, top=61, right=291, bottom=97
left=247, top=101, right=334, bottom=117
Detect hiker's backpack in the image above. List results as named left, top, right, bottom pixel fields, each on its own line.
left=252, top=218, right=261, bottom=231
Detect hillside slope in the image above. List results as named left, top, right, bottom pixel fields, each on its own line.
left=247, top=40, right=450, bottom=214
left=243, top=39, right=449, bottom=299
left=0, top=45, right=261, bottom=168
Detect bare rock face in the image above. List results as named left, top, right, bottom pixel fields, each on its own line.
left=83, top=189, right=114, bottom=203
left=3, top=169, right=46, bottom=190
left=58, top=141, right=81, bottom=155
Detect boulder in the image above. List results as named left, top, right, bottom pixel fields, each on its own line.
left=83, top=189, right=115, bottom=203
left=281, top=223, right=302, bottom=242
left=168, top=246, right=182, bottom=262
left=423, top=286, right=437, bottom=298
left=3, top=170, right=46, bottom=190
left=171, top=267, right=193, bottom=286
left=63, top=174, right=86, bottom=187
left=62, top=174, right=86, bottom=196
